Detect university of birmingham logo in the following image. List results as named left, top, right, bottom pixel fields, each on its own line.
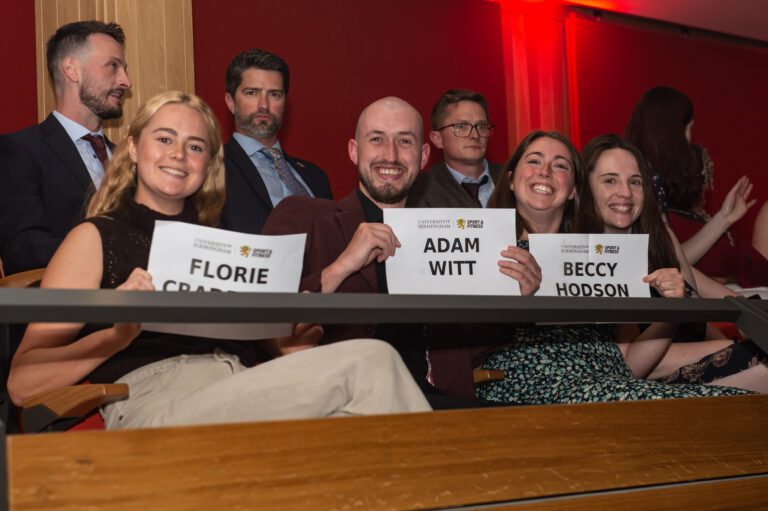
left=456, top=218, right=466, bottom=229
left=240, top=245, right=251, bottom=257
left=594, top=244, right=604, bottom=255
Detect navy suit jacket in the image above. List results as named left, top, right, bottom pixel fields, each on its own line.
left=221, top=137, right=333, bottom=234
left=0, top=114, right=101, bottom=274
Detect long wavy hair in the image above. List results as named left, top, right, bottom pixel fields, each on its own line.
left=488, top=130, right=582, bottom=237
left=87, top=91, right=225, bottom=226
left=578, top=134, right=679, bottom=272
left=625, top=86, right=701, bottom=210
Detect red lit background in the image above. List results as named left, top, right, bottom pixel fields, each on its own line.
left=2, top=0, right=766, bottom=237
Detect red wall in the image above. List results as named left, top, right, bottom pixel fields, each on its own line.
left=0, top=3, right=38, bottom=135
left=566, top=13, right=768, bottom=239
left=192, top=0, right=512, bottom=199
left=4, top=1, right=766, bottom=242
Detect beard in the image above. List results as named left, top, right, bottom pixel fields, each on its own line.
left=234, top=108, right=282, bottom=139
left=358, top=160, right=415, bottom=205
left=79, top=77, right=123, bottom=120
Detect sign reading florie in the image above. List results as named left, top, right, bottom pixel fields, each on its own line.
left=145, top=221, right=306, bottom=339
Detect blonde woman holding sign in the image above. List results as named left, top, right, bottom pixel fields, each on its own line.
left=8, top=91, right=430, bottom=428
left=475, top=130, right=751, bottom=405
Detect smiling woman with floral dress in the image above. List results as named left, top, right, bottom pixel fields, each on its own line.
left=475, top=130, right=753, bottom=405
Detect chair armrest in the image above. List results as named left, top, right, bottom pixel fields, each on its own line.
left=472, top=368, right=505, bottom=385
left=21, top=384, right=129, bottom=432
left=0, top=268, right=45, bottom=288
left=23, top=384, right=129, bottom=417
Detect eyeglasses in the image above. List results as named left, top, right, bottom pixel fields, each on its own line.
left=437, top=122, right=494, bottom=138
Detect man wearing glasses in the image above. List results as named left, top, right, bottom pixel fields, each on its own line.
left=407, top=89, right=500, bottom=208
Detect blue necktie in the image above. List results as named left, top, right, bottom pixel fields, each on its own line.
left=262, top=147, right=309, bottom=197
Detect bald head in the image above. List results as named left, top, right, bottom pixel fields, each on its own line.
left=355, top=96, right=424, bottom=143
left=349, top=96, right=429, bottom=208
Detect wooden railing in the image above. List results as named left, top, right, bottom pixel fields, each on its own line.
left=5, top=395, right=767, bottom=510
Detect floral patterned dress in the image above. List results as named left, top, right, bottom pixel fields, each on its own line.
left=476, top=324, right=749, bottom=404
left=476, top=240, right=752, bottom=405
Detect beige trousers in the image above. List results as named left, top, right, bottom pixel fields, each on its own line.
left=103, top=339, right=431, bottom=429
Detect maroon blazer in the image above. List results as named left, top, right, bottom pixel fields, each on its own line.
left=262, top=191, right=377, bottom=342
left=263, top=190, right=511, bottom=399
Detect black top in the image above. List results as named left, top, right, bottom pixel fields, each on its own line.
left=355, top=190, right=428, bottom=380
left=356, top=189, right=389, bottom=293
left=82, top=197, right=270, bottom=384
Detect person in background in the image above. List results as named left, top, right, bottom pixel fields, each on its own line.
left=625, top=85, right=767, bottom=288
left=407, top=89, right=501, bottom=208
left=753, top=201, right=768, bottom=261
left=0, top=20, right=131, bottom=274
left=222, top=48, right=332, bottom=234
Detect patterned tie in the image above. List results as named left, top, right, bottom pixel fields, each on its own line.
left=262, top=147, right=310, bottom=197
left=460, top=175, right=489, bottom=207
left=81, top=134, right=109, bottom=165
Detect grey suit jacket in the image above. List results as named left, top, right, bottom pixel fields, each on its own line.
left=406, top=160, right=503, bottom=208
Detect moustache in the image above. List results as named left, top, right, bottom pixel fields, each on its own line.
left=371, top=160, right=407, bottom=172
left=247, top=110, right=276, bottom=123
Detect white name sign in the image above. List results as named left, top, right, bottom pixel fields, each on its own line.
left=145, top=221, right=306, bottom=339
left=528, top=233, right=650, bottom=297
left=383, top=208, right=518, bottom=295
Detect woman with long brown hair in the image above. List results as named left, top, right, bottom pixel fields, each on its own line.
left=625, top=85, right=767, bottom=287
left=475, top=130, right=753, bottom=404
left=579, top=134, right=766, bottom=392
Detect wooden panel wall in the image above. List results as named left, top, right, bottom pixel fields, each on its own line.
left=35, top=0, right=195, bottom=141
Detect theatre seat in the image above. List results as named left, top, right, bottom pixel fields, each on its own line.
left=0, top=267, right=45, bottom=288
left=1, top=265, right=127, bottom=432
left=472, top=368, right=505, bottom=384
left=21, top=383, right=128, bottom=433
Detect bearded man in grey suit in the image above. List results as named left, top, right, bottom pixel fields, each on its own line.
left=407, top=89, right=501, bottom=208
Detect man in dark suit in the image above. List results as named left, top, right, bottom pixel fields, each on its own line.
left=407, top=89, right=502, bottom=208
left=263, top=97, right=540, bottom=406
left=0, top=21, right=131, bottom=275
left=222, top=49, right=332, bottom=234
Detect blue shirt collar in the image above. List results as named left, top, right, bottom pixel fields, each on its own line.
left=445, top=159, right=491, bottom=185
left=52, top=111, right=105, bottom=142
left=232, top=132, right=283, bottom=157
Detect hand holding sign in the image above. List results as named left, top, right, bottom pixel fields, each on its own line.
left=643, top=268, right=684, bottom=298
left=498, top=245, right=542, bottom=296
left=323, top=222, right=400, bottom=293
left=112, top=268, right=155, bottom=348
